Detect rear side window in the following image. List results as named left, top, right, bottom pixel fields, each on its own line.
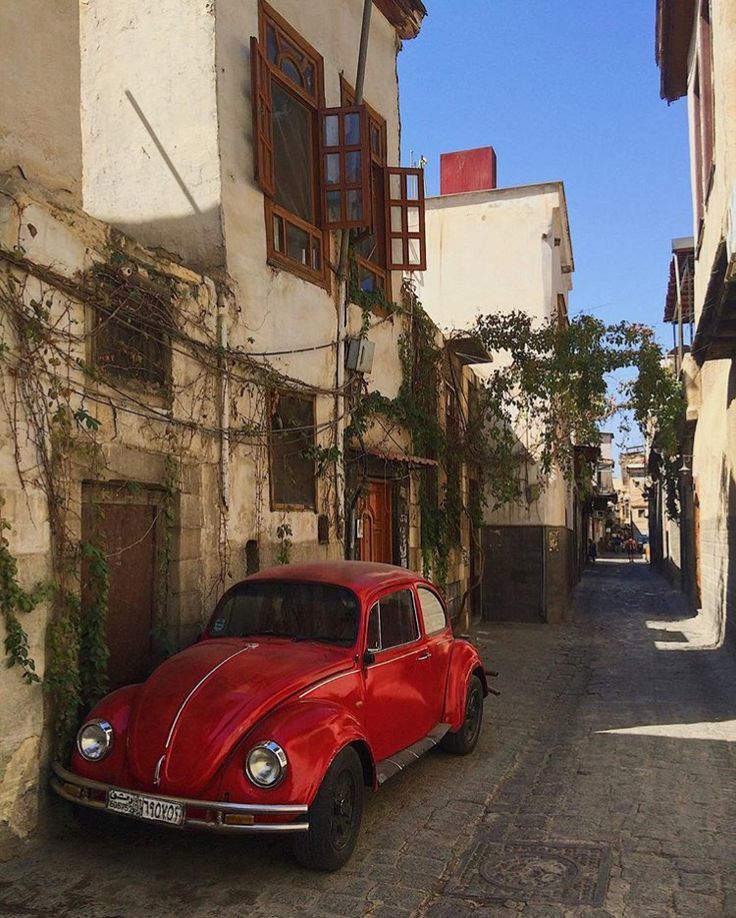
left=367, top=589, right=419, bottom=650
left=417, top=587, right=447, bottom=635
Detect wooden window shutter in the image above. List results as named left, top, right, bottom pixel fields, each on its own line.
left=250, top=36, right=275, bottom=197
left=384, top=167, right=427, bottom=271
left=319, top=105, right=372, bottom=229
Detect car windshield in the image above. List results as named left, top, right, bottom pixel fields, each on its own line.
left=210, top=581, right=360, bottom=647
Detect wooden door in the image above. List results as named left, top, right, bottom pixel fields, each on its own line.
left=359, top=480, right=393, bottom=563
left=82, top=501, right=158, bottom=688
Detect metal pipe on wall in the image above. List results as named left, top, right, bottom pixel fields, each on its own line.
left=336, top=0, right=373, bottom=556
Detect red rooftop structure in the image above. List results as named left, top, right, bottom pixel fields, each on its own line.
left=440, top=146, right=497, bottom=195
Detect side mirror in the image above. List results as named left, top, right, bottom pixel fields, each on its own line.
left=362, top=649, right=376, bottom=667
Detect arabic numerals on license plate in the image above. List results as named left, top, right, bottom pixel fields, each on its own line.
left=140, top=797, right=182, bottom=824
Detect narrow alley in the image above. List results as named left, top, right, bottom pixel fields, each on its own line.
left=1, top=560, right=734, bottom=918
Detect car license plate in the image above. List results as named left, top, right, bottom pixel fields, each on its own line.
left=107, top=789, right=184, bottom=826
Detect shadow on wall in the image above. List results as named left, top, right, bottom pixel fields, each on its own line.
left=721, top=464, right=736, bottom=650
left=89, top=90, right=226, bottom=273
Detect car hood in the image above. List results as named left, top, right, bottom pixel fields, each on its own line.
left=126, top=637, right=354, bottom=794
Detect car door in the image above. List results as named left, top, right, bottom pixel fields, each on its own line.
left=361, top=587, right=435, bottom=761
left=414, top=585, right=454, bottom=722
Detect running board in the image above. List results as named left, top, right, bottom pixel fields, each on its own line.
left=376, top=723, right=451, bottom=785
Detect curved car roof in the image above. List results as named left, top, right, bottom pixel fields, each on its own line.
left=245, top=560, right=425, bottom=598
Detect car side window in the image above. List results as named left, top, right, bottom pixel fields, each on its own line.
left=367, top=603, right=381, bottom=651
left=376, top=589, right=419, bottom=650
left=417, top=587, right=447, bottom=635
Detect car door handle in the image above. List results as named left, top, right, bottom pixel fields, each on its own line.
left=417, top=652, right=432, bottom=661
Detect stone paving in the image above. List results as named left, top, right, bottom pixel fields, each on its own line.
left=1, top=559, right=735, bottom=917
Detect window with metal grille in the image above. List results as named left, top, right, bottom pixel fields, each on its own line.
left=90, top=264, right=172, bottom=389
left=270, top=391, right=316, bottom=509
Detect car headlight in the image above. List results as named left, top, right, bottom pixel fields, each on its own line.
left=76, top=719, right=114, bottom=762
left=245, top=741, right=287, bottom=787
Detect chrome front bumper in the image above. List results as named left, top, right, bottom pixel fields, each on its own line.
left=50, top=762, right=309, bottom=833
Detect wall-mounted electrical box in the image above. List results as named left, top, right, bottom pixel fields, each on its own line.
left=345, top=337, right=375, bottom=374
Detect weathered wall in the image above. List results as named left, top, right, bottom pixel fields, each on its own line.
left=79, top=0, right=224, bottom=269
left=0, top=0, right=83, bottom=202
left=0, top=174, right=223, bottom=845
left=682, top=0, right=736, bottom=646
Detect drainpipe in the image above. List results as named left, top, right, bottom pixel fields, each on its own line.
left=336, top=0, right=372, bottom=556
left=217, top=287, right=230, bottom=556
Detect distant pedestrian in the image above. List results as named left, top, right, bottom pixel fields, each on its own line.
left=626, top=538, right=636, bottom=562
left=587, top=539, right=597, bottom=563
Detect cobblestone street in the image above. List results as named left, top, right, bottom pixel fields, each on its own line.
left=2, top=559, right=735, bottom=917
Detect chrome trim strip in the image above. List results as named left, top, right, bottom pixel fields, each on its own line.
left=299, top=669, right=356, bottom=698
left=376, top=722, right=451, bottom=785
left=368, top=646, right=424, bottom=670
left=51, top=762, right=308, bottom=815
left=164, top=646, right=254, bottom=750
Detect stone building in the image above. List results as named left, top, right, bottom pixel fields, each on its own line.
left=0, top=0, right=443, bottom=849
left=656, top=0, right=736, bottom=646
left=414, top=148, right=577, bottom=623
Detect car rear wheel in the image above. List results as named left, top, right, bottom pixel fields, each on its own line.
left=292, top=746, right=364, bottom=872
left=441, top=674, right=483, bottom=755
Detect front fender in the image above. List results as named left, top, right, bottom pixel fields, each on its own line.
left=442, top=640, right=487, bottom=731
left=69, top=684, right=142, bottom=784
left=218, top=699, right=375, bottom=807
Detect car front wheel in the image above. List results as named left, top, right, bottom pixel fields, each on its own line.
left=293, top=745, right=364, bottom=871
left=441, top=674, right=483, bottom=755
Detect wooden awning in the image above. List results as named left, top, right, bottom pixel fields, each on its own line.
left=364, top=447, right=437, bottom=468
left=692, top=243, right=736, bottom=363
left=373, top=0, right=427, bottom=39
left=656, top=0, right=695, bottom=102
left=663, top=239, right=695, bottom=324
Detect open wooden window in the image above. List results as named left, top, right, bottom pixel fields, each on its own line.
left=254, top=2, right=328, bottom=288
left=385, top=167, right=427, bottom=271
left=250, top=36, right=275, bottom=197
left=341, top=79, right=390, bottom=299
left=319, top=105, right=372, bottom=230
left=270, top=391, right=317, bottom=509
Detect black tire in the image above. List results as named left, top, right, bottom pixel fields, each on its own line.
left=441, top=674, right=483, bottom=755
left=293, top=745, right=364, bottom=872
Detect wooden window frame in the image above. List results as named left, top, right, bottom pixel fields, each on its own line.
left=341, top=78, right=391, bottom=302
left=269, top=389, right=318, bottom=512
left=385, top=166, right=427, bottom=271
left=257, top=1, right=330, bottom=291
left=698, top=0, right=715, bottom=208
left=319, top=105, right=372, bottom=230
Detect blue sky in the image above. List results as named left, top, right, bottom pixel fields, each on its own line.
left=397, top=2, right=692, bottom=335
left=397, top=0, right=693, bottom=453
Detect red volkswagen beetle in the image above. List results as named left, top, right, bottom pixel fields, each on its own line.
left=52, top=561, right=488, bottom=870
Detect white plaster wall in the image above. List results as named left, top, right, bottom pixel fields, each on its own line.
left=215, top=0, right=406, bottom=559
left=415, top=184, right=574, bottom=531
left=79, top=0, right=224, bottom=269
left=0, top=0, right=83, bottom=203
left=415, top=184, right=573, bottom=334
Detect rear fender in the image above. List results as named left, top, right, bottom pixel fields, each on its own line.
left=219, top=700, right=375, bottom=806
left=442, top=640, right=487, bottom=731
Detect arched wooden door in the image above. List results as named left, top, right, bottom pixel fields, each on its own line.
left=359, top=479, right=393, bottom=563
